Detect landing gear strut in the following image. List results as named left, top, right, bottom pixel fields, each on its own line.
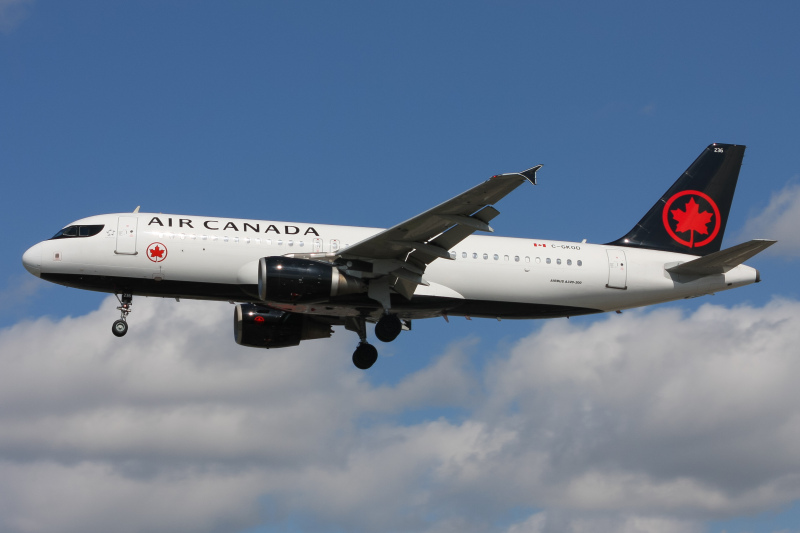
left=346, top=316, right=378, bottom=370
left=112, top=293, right=133, bottom=337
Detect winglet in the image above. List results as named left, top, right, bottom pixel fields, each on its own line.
left=520, top=165, right=542, bottom=185
left=133, top=206, right=141, bottom=213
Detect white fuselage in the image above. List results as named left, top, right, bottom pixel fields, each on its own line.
left=22, top=212, right=759, bottom=321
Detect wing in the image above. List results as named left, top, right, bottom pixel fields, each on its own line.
left=287, top=165, right=541, bottom=307
left=340, top=166, right=540, bottom=261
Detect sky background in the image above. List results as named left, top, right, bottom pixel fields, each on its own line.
left=2, top=1, right=800, bottom=532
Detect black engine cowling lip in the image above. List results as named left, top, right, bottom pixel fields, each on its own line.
left=234, top=302, right=303, bottom=349
left=258, top=256, right=336, bottom=303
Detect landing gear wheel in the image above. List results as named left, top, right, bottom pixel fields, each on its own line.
left=352, top=342, right=378, bottom=370
left=112, top=319, right=128, bottom=337
left=112, top=293, right=133, bottom=338
left=375, top=314, right=402, bottom=343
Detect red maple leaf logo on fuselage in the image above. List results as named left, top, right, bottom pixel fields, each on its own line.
left=146, top=242, right=168, bottom=262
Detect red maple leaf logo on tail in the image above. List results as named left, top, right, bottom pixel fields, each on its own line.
left=671, top=197, right=713, bottom=248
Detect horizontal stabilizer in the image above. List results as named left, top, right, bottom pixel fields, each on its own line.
left=666, top=239, right=776, bottom=276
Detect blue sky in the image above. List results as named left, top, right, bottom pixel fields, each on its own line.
left=3, top=2, right=800, bottom=532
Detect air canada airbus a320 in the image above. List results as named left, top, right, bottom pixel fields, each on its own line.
left=22, top=144, right=775, bottom=369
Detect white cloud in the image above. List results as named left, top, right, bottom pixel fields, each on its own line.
left=0, top=273, right=44, bottom=318
left=639, top=104, right=656, bottom=116
left=2, top=295, right=800, bottom=532
left=0, top=0, right=32, bottom=33
left=740, top=181, right=800, bottom=257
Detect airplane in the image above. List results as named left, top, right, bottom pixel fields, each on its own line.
left=22, top=144, right=775, bottom=369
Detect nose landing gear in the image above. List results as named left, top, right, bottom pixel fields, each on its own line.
left=112, top=293, right=133, bottom=337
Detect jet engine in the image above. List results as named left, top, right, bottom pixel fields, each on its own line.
left=258, top=257, right=366, bottom=303
left=234, top=303, right=332, bottom=349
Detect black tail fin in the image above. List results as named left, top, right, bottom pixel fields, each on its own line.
left=607, top=143, right=745, bottom=256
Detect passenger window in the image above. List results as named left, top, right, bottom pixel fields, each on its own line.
left=202, top=235, right=208, bottom=241
left=493, top=254, right=499, bottom=260
left=472, top=253, right=478, bottom=259
left=525, top=256, right=530, bottom=263
left=234, top=237, right=239, bottom=244
left=504, top=255, right=509, bottom=261
left=299, top=241, right=304, bottom=247
left=578, top=260, right=583, bottom=266
left=223, top=236, right=229, bottom=243
left=462, top=252, right=467, bottom=259
left=483, top=253, right=488, bottom=260
left=288, top=240, right=293, bottom=246
left=277, top=240, right=283, bottom=245
left=265, top=239, right=272, bottom=245
left=567, top=259, right=572, bottom=266
left=514, top=256, right=520, bottom=262
left=450, top=252, right=456, bottom=259
left=535, top=257, right=541, bottom=264
left=546, top=258, right=551, bottom=264
left=557, top=258, right=561, bottom=265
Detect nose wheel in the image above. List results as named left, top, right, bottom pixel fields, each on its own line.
left=112, top=293, right=133, bottom=337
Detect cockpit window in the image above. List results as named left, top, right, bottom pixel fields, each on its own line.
left=50, top=224, right=104, bottom=240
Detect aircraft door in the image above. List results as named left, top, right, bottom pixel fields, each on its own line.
left=606, top=249, right=627, bottom=289
left=116, top=216, right=138, bottom=255
left=313, top=238, right=323, bottom=253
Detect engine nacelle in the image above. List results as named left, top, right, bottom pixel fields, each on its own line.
left=257, top=256, right=366, bottom=303
left=234, top=303, right=332, bottom=349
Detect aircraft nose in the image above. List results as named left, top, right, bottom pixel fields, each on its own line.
left=22, top=243, right=42, bottom=277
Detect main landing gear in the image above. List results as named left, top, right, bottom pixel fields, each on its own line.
left=353, top=342, right=378, bottom=370
left=346, top=314, right=406, bottom=370
left=112, top=293, right=133, bottom=337
left=347, top=317, right=378, bottom=370
left=375, top=314, right=402, bottom=343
